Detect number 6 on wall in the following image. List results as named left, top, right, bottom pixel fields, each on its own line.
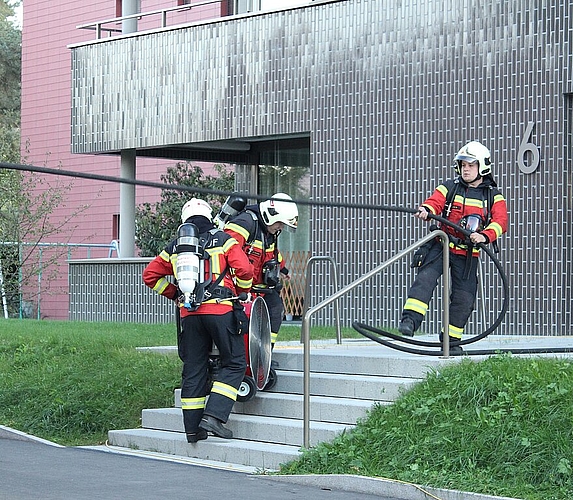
left=517, top=121, right=540, bottom=174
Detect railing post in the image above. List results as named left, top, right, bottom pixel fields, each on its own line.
left=37, top=248, right=43, bottom=320
left=302, top=256, right=341, bottom=344
left=0, top=260, right=8, bottom=319
left=440, top=237, right=450, bottom=357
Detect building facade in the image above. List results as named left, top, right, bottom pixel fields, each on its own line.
left=22, top=0, right=573, bottom=335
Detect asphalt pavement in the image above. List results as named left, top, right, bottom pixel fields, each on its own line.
left=0, top=436, right=402, bottom=500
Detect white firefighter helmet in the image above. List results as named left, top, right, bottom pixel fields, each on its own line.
left=453, top=141, right=492, bottom=176
left=259, top=193, right=298, bottom=230
left=181, top=198, right=213, bottom=223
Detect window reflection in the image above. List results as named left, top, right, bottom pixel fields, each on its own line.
left=234, top=0, right=311, bottom=14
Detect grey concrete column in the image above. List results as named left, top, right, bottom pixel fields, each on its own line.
left=122, top=0, right=140, bottom=34
left=119, top=149, right=136, bottom=258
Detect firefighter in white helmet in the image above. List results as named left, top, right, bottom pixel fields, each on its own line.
left=224, top=193, right=298, bottom=351
left=143, top=198, right=253, bottom=442
left=398, top=141, right=508, bottom=352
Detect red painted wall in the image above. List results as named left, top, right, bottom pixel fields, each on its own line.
left=20, top=1, right=222, bottom=319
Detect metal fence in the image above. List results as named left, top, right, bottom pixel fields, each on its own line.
left=0, top=241, right=120, bottom=320
left=68, top=258, right=177, bottom=323
left=68, top=252, right=312, bottom=324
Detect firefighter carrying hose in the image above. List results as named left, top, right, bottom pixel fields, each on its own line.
left=224, top=193, right=298, bottom=351
left=143, top=198, right=253, bottom=443
left=398, top=141, right=508, bottom=352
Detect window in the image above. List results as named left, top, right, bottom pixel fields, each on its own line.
left=257, top=139, right=310, bottom=254
left=112, top=214, right=120, bottom=241
left=234, top=0, right=262, bottom=14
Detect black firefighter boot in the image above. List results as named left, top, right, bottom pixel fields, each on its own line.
left=398, top=317, right=415, bottom=337
left=199, top=415, right=233, bottom=439
left=439, top=332, right=463, bottom=354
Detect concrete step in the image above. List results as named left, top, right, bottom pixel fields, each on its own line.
left=265, top=371, right=419, bottom=400
left=140, top=341, right=451, bottom=379
left=174, top=372, right=414, bottom=406
left=270, top=344, right=449, bottom=378
left=141, top=408, right=351, bottom=446
left=109, top=340, right=449, bottom=471
left=233, top=392, right=383, bottom=424
left=175, top=390, right=379, bottom=424
left=108, top=428, right=301, bottom=471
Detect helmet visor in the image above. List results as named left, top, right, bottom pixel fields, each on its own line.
left=455, top=154, right=478, bottom=165
left=283, top=216, right=298, bottom=232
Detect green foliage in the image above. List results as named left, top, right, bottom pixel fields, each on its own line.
left=0, top=164, right=90, bottom=317
left=280, top=354, right=573, bottom=500
left=135, top=162, right=235, bottom=257
left=0, top=322, right=355, bottom=446
left=0, top=319, right=179, bottom=445
left=0, top=0, right=21, bottom=163
left=0, top=1, right=20, bottom=123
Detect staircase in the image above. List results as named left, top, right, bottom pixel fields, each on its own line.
left=108, top=340, right=458, bottom=471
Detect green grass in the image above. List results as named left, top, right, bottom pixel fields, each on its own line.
left=1, top=319, right=572, bottom=499
left=0, top=319, right=342, bottom=446
left=0, top=319, right=181, bottom=446
left=280, top=354, right=573, bottom=500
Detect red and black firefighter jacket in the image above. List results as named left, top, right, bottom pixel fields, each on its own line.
left=143, top=218, right=253, bottom=318
left=421, top=176, right=508, bottom=257
left=223, top=205, right=288, bottom=287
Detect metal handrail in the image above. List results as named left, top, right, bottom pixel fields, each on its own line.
left=76, top=0, right=222, bottom=39
left=0, top=241, right=119, bottom=258
left=300, top=230, right=450, bottom=448
left=302, top=256, right=341, bottom=344
left=476, top=257, right=487, bottom=330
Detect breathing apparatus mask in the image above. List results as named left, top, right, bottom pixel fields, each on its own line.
left=214, top=193, right=247, bottom=229
left=262, top=258, right=281, bottom=288
left=460, top=214, right=485, bottom=233
left=175, top=223, right=212, bottom=311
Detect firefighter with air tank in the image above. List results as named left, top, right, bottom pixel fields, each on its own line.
left=222, top=193, right=299, bottom=354
left=143, top=198, right=253, bottom=443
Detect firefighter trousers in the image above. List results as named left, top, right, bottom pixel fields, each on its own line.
left=401, top=242, right=478, bottom=338
left=262, top=289, right=284, bottom=344
left=179, top=311, right=246, bottom=434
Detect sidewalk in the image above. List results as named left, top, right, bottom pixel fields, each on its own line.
left=0, top=428, right=521, bottom=500
left=0, top=430, right=401, bottom=500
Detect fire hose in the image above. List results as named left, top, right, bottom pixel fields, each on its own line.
left=352, top=208, right=573, bottom=356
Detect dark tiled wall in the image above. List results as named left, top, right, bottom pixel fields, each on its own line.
left=71, top=0, right=572, bottom=334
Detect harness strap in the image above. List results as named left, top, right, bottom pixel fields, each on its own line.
left=198, top=228, right=230, bottom=300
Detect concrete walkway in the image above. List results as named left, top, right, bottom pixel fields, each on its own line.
left=0, top=428, right=521, bottom=500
